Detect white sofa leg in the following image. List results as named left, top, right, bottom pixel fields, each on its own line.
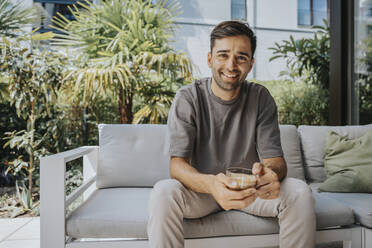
left=40, top=156, right=66, bottom=248
left=343, top=226, right=362, bottom=248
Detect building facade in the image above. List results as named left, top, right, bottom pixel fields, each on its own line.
left=172, top=0, right=329, bottom=80
left=19, top=0, right=329, bottom=81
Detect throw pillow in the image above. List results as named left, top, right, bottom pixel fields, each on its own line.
left=318, top=130, right=372, bottom=193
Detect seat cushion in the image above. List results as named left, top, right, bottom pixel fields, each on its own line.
left=66, top=187, right=355, bottom=239
left=298, top=125, right=372, bottom=183
left=311, top=183, right=372, bottom=228
left=97, top=124, right=170, bottom=188
left=279, top=125, right=305, bottom=181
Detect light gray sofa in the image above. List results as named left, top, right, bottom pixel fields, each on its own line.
left=40, top=124, right=372, bottom=248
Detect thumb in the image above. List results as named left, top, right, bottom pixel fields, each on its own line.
left=216, top=173, right=239, bottom=189
left=252, top=162, right=264, bottom=176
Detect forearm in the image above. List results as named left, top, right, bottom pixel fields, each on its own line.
left=262, top=157, right=287, bottom=181
left=170, top=157, right=215, bottom=194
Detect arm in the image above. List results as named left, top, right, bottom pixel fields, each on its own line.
left=170, top=157, right=214, bottom=194
left=170, top=157, right=257, bottom=210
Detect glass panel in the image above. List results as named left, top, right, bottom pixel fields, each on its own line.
left=355, top=0, right=372, bottom=124
left=35, top=1, right=81, bottom=32
left=298, top=0, right=311, bottom=25
left=313, top=0, right=328, bottom=26
left=231, top=0, right=246, bottom=20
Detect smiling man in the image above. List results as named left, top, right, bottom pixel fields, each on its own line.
left=147, top=21, right=316, bottom=248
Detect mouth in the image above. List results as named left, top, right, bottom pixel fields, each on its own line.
left=222, top=72, right=239, bottom=79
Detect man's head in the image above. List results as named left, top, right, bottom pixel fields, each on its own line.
left=208, top=21, right=256, bottom=92
left=210, top=21, right=256, bottom=58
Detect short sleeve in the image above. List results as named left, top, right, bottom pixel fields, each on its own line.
left=167, top=90, right=196, bottom=158
left=256, top=87, right=283, bottom=159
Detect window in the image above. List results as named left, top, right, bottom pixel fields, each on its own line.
left=231, top=0, right=246, bottom=21
left=298, top=0, right=329, bottom=26
left=34, top=0, right=78, bottom=33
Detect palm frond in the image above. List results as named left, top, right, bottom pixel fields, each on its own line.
left=0, top=0, right=37, bottom=37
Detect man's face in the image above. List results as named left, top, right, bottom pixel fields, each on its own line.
left=208, top=35, right=254, bottom=91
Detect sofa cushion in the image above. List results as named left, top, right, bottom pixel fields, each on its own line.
left=319, top=130, right=372, bottom=193
left=66, top=187, right=354, bottom=239
left=298, top=125, right=372, bottom=183
left=279, top=125, right=305, bottom=181
left=97, top=124, right=304, bottom=188
left=97, top=124, right=170, bottom=188
left=311, top=183, right=372, bottom=228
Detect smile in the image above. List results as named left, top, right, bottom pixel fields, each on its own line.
left=222, top=72, right=239, bottom=78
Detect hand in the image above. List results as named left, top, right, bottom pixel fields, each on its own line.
left=209, top=173, right=257, bottom=211
left=252, top=162, right=280, bottom=200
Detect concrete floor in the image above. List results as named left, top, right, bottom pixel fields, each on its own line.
left=0, top=217, right=39, bottom=248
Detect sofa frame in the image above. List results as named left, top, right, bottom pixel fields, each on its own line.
left=40, top=146, right=371, bottom=248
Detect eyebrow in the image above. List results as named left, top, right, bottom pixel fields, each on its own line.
left=216, top=49, right=250, bottom=57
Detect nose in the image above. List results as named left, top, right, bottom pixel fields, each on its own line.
left=226, top=56, right=237, bottom=70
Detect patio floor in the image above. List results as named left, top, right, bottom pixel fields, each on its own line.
left=0, top=217, right=39, bottom=248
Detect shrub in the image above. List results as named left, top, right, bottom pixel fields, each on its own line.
left=257, top=80, right=329, bottom=126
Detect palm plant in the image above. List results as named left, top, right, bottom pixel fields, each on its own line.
left=51, top=0, right=193, bottom=124
left=269, top=19, right=330, bottom=89
left=0, top=0, right=37, bottom=37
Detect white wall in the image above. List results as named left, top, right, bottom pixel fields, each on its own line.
left=254, top=29, right=314, bottom=81
left=173, top=0, right=317, bottom=80
left=172, top=24, right=214, bottom=78
left=256, top=0, right=307, bottom=30
left=177, top=0, right=230, bottom=22
left=172, top=0, right=231, bottom=78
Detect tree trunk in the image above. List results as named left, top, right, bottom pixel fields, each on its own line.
left=28, top=101, right=35, bottom=196
left=118, top=89, right=133, bottom=124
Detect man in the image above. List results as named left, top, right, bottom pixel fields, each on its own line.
left=147, top=21, right=316, bottom=248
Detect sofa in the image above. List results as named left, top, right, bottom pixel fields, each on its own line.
left=40, top=124, right=372, bottom=248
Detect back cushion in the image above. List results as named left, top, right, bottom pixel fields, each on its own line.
left=298, top=125, right=372, bottom=183
left=97, top=124, right=170, bottom=188
left=279, top=125, right=305, bottom=181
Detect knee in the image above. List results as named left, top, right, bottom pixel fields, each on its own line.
left=280, top=178, right=314, bottom=205
left=149, top=179, right=185, bottom=212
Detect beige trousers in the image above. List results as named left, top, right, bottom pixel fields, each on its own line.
left=147, top=177, right=316, bottom=248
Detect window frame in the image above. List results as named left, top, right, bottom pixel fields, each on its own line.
left=298, top=0, right=330, bottom=27
left=231, top=0, right=247, bottom=21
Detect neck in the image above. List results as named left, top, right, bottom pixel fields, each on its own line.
left=210, top=79, right=241, bottom=101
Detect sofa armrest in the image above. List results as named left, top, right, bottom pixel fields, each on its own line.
left=40, top=146, right=98, bottom=248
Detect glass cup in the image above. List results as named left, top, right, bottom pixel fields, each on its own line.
left=226, top=167, right=257, bottom=189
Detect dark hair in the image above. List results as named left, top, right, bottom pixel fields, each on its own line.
left=210, top=21, right=257, bottom=58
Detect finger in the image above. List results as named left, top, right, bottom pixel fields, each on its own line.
left=256, top=183, right=280, bottom=199
left=256, top=170, right=279, bottom=188
left=262, top=167, right=279, bottom=181
left=256, top=181, right=279, bottom=194
left=252, top=162, right=264, bottom=176
left=258, top=189, right=280, bottom=199
left=256, top=174, right=273, bottom=188
left=228, top=187, right=256, bottom=200
left=230, top=194, right=257, bottom=209
left=216, top=173, right=240, bottom=189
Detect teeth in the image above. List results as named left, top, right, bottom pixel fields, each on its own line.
left=223, top=73, right=237, bottom=78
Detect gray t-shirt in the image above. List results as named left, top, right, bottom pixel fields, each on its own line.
left=167, top=77, right=283, bottom=175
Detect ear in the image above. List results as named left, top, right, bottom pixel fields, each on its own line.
left=207, top=52, right=212, bottom=68
left=248, top=57, right=255, bottom=73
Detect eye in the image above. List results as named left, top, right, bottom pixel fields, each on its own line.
left=217, top=53, right=228, bottom=58
left=237, top=56, right=248, bottom=62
